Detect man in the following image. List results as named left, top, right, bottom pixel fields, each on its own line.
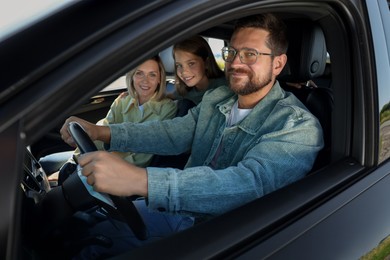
left=61, top=13, right=323, bottom=257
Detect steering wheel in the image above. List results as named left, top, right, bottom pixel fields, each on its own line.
left=61, top=122, right=148, bottom=241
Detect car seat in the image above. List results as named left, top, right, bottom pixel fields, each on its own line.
left=278, top=19, right=334, bottom=172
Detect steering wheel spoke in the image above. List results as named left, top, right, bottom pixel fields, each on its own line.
left=22, top=148, right=51, bottom=201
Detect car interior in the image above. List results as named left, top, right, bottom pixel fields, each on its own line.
left=22, top=12, right=339, bottom=259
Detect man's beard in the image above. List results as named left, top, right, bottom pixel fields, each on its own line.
left=228, top=67, right=273, bottom=96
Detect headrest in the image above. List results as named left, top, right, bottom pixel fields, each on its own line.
left=159, top=46, right=175, bottom=74
left=278, top=20, right=327, bottom=82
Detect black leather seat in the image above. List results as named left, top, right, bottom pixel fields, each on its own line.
left=278, top=20, right=334, bottom=172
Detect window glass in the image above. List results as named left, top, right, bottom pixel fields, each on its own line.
left=101, top=76, right=127, bottom=92
left=377, top=0, right=390, bottom=163
left=207, top=37, right=225, bottom=70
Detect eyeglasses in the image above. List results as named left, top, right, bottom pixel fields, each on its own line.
left=134, top=71, right=158, bottom=80
left=221, top=47, right=273, bottom=65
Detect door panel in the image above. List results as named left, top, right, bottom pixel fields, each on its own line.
left=239, top=162, right=390, bottom=259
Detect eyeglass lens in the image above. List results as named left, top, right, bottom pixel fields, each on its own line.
left=222, top=47, right=272, bottom=65
left=222, top=48, right=257, bottom=64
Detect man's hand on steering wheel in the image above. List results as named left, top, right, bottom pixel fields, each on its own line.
left=63, top=121, right=148, bottom=240
left=78, top=151, right=148, bottom=198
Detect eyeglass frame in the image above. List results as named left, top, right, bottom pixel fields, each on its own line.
left=221, top=46, right=274, bottom=65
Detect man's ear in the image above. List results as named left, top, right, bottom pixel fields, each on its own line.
left=273, top=54, right=287, bottom=76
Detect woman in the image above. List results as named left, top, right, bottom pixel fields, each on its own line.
left=92, top=56, right=177, bottom=166
left=40, top=56, right=176, bottom=179
left=171, top=35, right=227, bottom=115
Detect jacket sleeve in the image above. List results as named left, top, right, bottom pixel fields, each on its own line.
left=108, top=104, right=199, bottom=155
left=146, top=112, right=323, bottom=218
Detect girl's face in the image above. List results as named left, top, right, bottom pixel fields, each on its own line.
left=133, top=59, right=160, bottom=104
left=174, top=50, right=207, bottom=88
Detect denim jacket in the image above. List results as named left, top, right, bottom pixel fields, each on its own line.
left=108, top=81, right=324, bottom=218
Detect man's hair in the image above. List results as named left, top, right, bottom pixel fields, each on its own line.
left=234, top=13, right=288, bottom=56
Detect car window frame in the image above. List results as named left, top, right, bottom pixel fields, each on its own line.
left=1, top=0, right=387, bottom=259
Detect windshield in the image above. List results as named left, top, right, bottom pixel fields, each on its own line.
left=0, top=0, right=73, bottom=40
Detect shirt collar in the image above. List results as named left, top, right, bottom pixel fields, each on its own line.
left=122, top=92, right=158, bottom=113
left=218, top=81, right=285, bottom=134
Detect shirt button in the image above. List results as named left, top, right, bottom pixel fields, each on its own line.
left=157, top=207, right=166, bottom=212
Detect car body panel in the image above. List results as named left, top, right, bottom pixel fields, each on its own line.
left=241, top=162, right=390, bottom=259
left=0, top=0, right=389, bottom=259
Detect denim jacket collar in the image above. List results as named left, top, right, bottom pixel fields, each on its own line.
left=217, top=81, right=284, bottom=135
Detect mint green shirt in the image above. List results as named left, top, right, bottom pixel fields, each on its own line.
left=75, top=94, right=177, bottom=167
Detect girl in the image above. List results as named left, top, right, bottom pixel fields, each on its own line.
left=171, top=35, right=227, bottom=115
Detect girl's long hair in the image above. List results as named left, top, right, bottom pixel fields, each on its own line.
left=173, top=35, right=224, bottom=96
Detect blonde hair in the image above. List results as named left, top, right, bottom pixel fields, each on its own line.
left=125, top=56, right=167, bottom=102
left=173, top=35, right=224, bottom=96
